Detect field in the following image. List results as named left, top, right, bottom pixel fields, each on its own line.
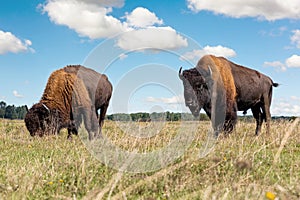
left=0, top=118, right=299, bottom=199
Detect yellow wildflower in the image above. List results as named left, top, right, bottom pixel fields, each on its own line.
left=265, top=191, right=276, bottom=200
left=48, top=181, right=53, bottom=185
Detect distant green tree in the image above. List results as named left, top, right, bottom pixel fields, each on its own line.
left=16, top=106, right=27, bottom=119
left=112, top=113, right=131, bottom=121
left=106, top=114, right=113, bottom=120
left=0, top=101, right=6, bottom=118
left=106, top=112, right=211, bottom=122
left=5, top=105, right=18, bottom=119
left=166, top=111, right=171, bottom=121
left=150, top=112, right=165, bottom=121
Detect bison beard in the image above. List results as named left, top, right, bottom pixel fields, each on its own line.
left=179, top=55, right=278, bottom=136
left=25, top=65, right=112, bottom=140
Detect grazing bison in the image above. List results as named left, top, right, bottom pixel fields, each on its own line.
left=179, top=55, right=278, bottom=136
left=25, top=65, right=113, bottom=140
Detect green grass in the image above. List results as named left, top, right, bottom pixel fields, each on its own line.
left=0, top=118, right=299, bottom=199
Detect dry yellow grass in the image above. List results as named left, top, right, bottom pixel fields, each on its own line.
left=0, top=118, right=299, bottom=199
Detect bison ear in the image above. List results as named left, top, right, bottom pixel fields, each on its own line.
left=179, top=67, right=183, bottom=80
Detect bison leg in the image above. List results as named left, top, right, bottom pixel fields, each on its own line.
left=97, top=104, right=109, bottom=137
left=67, top=121, right=78, bottom=140
left=262, top=92, right=272, bottom=134
left=251, top=105, right=263, bottom=135
left=89, top=106, right=99, bottom=140
left=224, top=115, right=237, bottom=133
left=74, top=106, right=98, bottom=140
left=223, top=103, right=238, bottom=134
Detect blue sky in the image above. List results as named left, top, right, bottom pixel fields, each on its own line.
left=0, top=0, right=300, bottom=116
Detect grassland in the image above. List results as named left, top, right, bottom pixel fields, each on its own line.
left=0, top=118, right=299, bottom=199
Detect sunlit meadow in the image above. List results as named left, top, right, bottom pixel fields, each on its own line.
left=0, top=118, right=299, bottom=199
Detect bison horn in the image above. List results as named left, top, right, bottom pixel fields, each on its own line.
left=42, top=103, right=50, bottom=113
left=208, top=65, right=213, bottom=76
left=179, top=67, right=183, bottom=80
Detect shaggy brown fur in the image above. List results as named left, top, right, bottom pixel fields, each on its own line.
left=197, top=55, right=236, bottom=103
left=25, top=65, right=112, bottom=140
left=40, top=69, right=77, bottom=124
left=196, top=55, right=238, bottom=132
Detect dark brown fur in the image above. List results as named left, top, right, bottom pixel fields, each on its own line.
left=25, top=65, right=113, bottom=140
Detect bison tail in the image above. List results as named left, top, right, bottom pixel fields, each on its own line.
left=273, top=83, right=279, bottom=87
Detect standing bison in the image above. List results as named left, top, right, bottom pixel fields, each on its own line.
left=179, top=55, right=278, bottom=136
left=25, top=65, right=113, bottom=140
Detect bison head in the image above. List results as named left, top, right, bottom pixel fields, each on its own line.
left=179, top=67, right=210, bottom=117
left=25, top=103, right=60, bottom=136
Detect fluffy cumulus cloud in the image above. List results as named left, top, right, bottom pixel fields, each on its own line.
left=264, top=61, right=287, bottom=72
left=13, top=90, right=24, bottom=98
left=81, top=0, right=124, bottom=7
left=291, top=30, right=300, bottom=48
left=116, top=26, right=188, bottom=51
left=40, top=0, right=128, bottom=39
left=186, top=0, right=300, bottom=21
left=41, top=1, right=187, bottom=51
left=180, top=45, right=236, bottom=62
left=0, top=95, right=6, bottom=100
left=116, top=8, right=186, bottom=51
left=272, top=96, right=300, bottom=116
left=286, top=55, right=300, bottom=68
left=146, top=95, right=185, bottom=104
left=118, top=53, right=128, bottom=60
left=264, top=55, right=300, bottom=71
left=0, top=30, right=33, bottom=55
left=125, top=7, right=163, bottom=28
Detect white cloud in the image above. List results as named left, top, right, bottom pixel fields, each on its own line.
left=119, top=53, right=128, bottom=60
left=180, top=45, right=236, bottom=62
left=263, top=61, right=287, bottom=71
left=116, top=26, right=188, bottom=51
left=291, top=30, right=300, bottom=48
left=41, top=0, right=129, bottom=39
left=291, top=96, right=300, bottom=101
left=264, top=55, right=300, bottom=71
left=286, top=55, right=300, bottom=68
left=81, top=0, right=124, bottom=7
left=13, top=90, right=24, bottom=98
left=146, top=95, right=185, bottom=104
left=0, top=30, right=33, bottom=55
left=186, top=0, right=300, bottom=21
left=272, top=96, right=300, bottom=116
left=41, top=2, right=187, bottom=51
left=260, top=26, right=287, bottom=37
left=125, top=7, right=163, bottom=28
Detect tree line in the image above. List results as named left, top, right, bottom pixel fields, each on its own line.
left=0, top=100, right=209, bottom=121
left=0, top=100, right=297, bottom=122
left=0, top=101, right=27, bottom=120
left=106, top=111, right=210, bottom=122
